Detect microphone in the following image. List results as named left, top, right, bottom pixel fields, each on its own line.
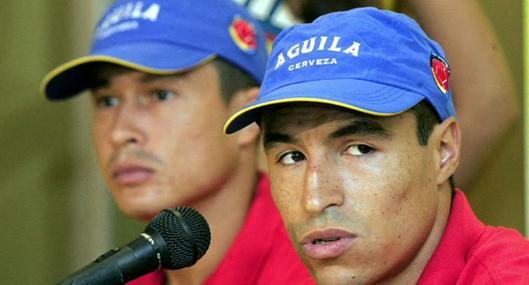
left=55, top=206, right=211, bottom=285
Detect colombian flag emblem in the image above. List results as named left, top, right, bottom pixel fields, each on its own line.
left=229, top=16, right=257, bottom=53
left=431, top=54, right=450, bottom=95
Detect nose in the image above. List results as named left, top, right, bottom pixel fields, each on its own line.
left=110, top=102, right=146, bottom=147
left=302, top=158, right=344, bottom=214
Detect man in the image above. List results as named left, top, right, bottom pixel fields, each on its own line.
left=283, top=0, right=520, bottom=191
left=39, top=0, right=313, bottom=284
left=225, top=8, right=529, bottom=284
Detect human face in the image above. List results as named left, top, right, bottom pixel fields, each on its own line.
left=91, top=63, right=241, bottom=219
left=262, top=104, right=445, bottom=284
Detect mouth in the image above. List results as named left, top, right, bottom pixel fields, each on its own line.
left=301, top=229, right=356, bottom=260
left=112, top=164, right=154, bottom=186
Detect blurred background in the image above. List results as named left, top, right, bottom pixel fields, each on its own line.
left=0, top=0, right=524, bottom=284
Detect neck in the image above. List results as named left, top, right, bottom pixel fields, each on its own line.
left=163, top=149, right=259, bottom=285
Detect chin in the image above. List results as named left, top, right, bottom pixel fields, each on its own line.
left=313, top=266, right=368, bottom=285
left=122, top=205, right=159, bottom=221
left=111, top=186, right=169, bottom=219
left=116, top=196, right=168, bottom=221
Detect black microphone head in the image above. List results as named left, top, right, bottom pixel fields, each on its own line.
left=148, top=206, right=211, bottom=270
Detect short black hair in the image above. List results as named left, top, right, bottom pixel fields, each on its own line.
left=212, top=57, right=259, bottom=104
left=409, top=100, right=455, bottom=189
left=409, top=100, right=440, bottom=146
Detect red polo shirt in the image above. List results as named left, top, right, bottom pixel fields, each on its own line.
left=417, top=189, right=529, bottom=284
left=128, top=174, right=315, bottom=285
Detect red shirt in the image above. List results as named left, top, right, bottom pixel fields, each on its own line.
left=128, top=174, right=315, bottom=285
left=418, top=189, right=529, bottom=284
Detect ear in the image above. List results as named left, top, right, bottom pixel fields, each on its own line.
left=432, top=117, right=461, bottom=185
left=227, top=87, right=261, bottom=147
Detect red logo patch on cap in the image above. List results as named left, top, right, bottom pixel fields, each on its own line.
left=229, top=16, right=257, bottom=53
left=431, top=54, right=450, bottom=94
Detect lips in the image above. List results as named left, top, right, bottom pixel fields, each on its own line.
left=301, top=229, right=356, bottom=260
left=112, top=164, right=154, bottom=186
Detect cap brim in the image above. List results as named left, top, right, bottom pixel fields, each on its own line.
left=40, top=42, right=216, bottom=100
left=224, top=78, right=425, bottom=134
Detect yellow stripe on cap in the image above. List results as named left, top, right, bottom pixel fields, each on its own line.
left=223, top=97, right=403, bottom=134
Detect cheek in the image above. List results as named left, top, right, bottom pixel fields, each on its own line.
left=92, top=125, right=112, bottom=170
left=160, top=103, right=229, bottom=149
left=269, top=173, right=290, bottom=210
left=371, top=147, right=433, bottom=192
left=269, top=170, right=301, bottom=222
left=340, top=151, right=431, bottom=220
left=365, top=152, right=437, bottom=236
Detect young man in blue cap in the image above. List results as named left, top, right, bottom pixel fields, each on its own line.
left=285, top=0, right=519, bottom=191
left=225, top=8, right=529, bottom=284
left=40, top=0, right=313, bottom=284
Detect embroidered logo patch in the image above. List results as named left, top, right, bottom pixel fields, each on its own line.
left=431, top=54, right=450, bottom=94
left=229, top=16, right=257, bottom=53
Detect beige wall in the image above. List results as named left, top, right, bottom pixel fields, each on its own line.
left=0, top=1, right=524, bottom=284
left=1, top=2, right=73, bottom=284
left=465, top=0, right=525, bottom=231
left=0, top=1, right=116, bottom=284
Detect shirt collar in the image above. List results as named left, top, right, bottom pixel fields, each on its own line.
left=417, top=189, right=486, bottom=284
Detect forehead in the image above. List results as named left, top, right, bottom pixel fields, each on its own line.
left=261, top=103, right=393, bottom=131
left=259, top=102, right=424, bottom=147
left=87, top=62, right=208, bottom=90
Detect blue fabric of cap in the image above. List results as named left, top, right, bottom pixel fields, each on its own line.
left=224, top=7, right=456, bottom=134
left=41, top=0, right=268, bottom=100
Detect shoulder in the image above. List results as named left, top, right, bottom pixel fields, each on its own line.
left=459, top=226, right=529, bottom=284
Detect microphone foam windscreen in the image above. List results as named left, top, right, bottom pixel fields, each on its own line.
left=149, top=206, right=211, bottom=269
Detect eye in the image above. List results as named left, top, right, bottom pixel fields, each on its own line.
left=345, top=144, right=374, bottom=156
left=152, top=89, right=175, bottom=101
left=94, top=95, right=119, bottom=108
left=278, top=151, right=305, bottom=165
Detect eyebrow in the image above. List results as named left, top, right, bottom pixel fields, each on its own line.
left=263, top=117, right=391, bottom=151
left=330, top=118, right=390, bottom=139
left=263, top=132, right=293, bottom=150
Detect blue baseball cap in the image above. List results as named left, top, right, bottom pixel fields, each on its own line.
left=40, top=0, right=268, bottom=100
left=224, top=7, right=456, bottom=134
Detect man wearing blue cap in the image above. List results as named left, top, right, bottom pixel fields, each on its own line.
left=225, top=8, right=529, bottom=284
left=39, top=0, right=313, bottom=284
